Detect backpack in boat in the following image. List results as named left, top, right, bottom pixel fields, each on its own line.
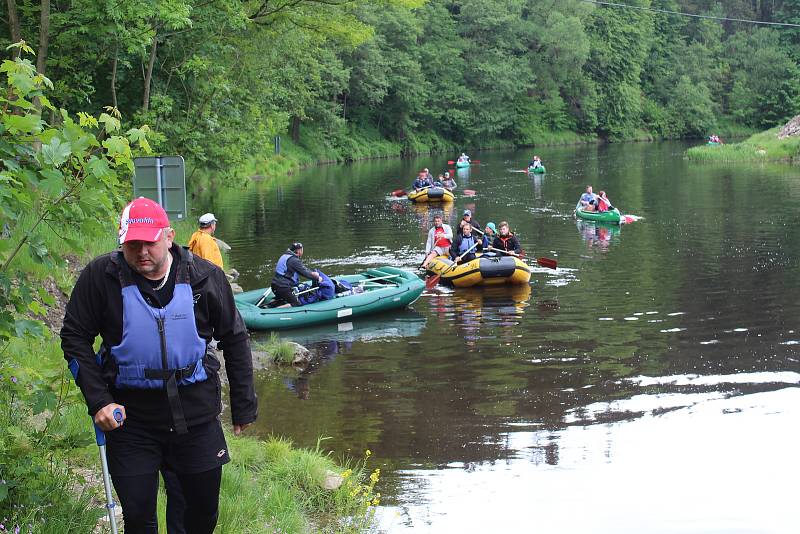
left=298, top=270, right=336, bottom=305
left=333, top=278, right=352, bottom=293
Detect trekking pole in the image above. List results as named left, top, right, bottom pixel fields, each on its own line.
left=68, top=359, right=123, bottom=534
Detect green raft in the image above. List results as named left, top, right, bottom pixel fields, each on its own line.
left=456, top=160, right=470, bottom=168
left=528, top=165, right=546, bottom=174
left=235, top=266, right=425, bottom=330
left=575, top=207, right=622, bottom=224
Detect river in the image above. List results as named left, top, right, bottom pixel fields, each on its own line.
left=202, top=141, right=799, bottom=533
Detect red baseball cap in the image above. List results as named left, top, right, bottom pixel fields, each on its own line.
left=118, top=197, right=170, bottom=244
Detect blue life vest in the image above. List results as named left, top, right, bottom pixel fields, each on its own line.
left=459, top=235, right=477, bottom=254
left=276, top=252, right=299, bottom=285
left=110, top=257, right=207, bottom=390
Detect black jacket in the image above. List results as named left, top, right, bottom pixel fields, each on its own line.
left=492, top=234, right=521, bottom=254
left=271, top=250, right=315, bottom=288
left=60, top=245, right=257, bottom=430
left=456, top=219, right=481, bottom=237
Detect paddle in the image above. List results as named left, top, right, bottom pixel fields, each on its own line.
left=463, top=189, right=476, bottom=196
left=391, top=189, right=407, bottom=197
left=489, top=247, right=558, bottom=269
left=425, top=240, right=480, bottom=289
left=215, top=238, right=231, bottom=251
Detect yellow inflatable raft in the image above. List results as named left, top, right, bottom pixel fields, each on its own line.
left=407, top=186, right=455, bottom=203
left=426, top=254, right=531, bottom=287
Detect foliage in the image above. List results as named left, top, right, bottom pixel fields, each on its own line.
left=686, top=127, right=800, bottom=162
left=0, top=43, right=147, bottom=530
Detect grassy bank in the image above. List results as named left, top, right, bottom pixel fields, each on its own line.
left=2, top=212, right=376, bottom=533
left=686, top=127, right=800, bottom=162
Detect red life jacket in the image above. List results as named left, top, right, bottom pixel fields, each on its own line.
left=498, top=235, right=513, bottom=251
left=434, top=227, right=451, bottom=248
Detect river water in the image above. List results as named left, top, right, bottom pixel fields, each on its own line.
left=205, top=142, right=799, bottom=533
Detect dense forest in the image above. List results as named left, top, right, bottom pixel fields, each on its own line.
left=3, top=0, right=800, bottom=174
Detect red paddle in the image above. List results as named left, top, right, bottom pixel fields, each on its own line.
left=447, top=160, right=455, bottom=165
left=391, top=189, right=407, bottom=197
left=490, top=247, right=558, bottom=269
left=463, top=189, right=476, bottom=196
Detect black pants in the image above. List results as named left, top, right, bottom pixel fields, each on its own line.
left=163, top=468, right=187, bottom=534
left=112, top=467, right=221, bottom=534
left=106, top=420, right=230, bottom=534
left=271, top=282, right=300, bottom=306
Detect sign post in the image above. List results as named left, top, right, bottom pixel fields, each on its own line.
left=133, top=156, right=187, bottom=221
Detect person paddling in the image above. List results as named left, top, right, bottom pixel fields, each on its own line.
left=60, top=197, right=257, bottom=534
left=270, top=243, right=322, bottom=307
left=456, top=209, right=481, bottom=237
left=577, top=185, right=598, bottom=211
left=450, top=221, right=482, bottom=264
left=412, top=172, right=429, bottom=191
left=482, top=222, right=497, bottom=249
left=421, top=214, right=453, bottom=269
left=442, top=172, right=456, bottom=190
left=490, top=221, right=522, bottom=255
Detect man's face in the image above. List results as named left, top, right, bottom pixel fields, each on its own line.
left=500, top=225, right=509, bottom=236
left=587, top=186, right=593, bottom=194
left=122, top=228, right=175, bottom=277
left=295, top=247, right=304, bottom=257
left=462, top=223, right=472, bottom=235
left=434, top=217, right=443, bottom=228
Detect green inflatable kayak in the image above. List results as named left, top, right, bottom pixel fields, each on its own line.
left=455, top=160, right=470, bottom=168
left=528, top=165, right=546, bottom=174
left=575, top=207, right=622, bottom=224
left=235, top=266, right=425, bottom=330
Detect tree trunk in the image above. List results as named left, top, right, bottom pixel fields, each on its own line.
left=6, top=0, right=21, bottom=58
left=36, top=0, right=49, bottom=75
left=143, top=30, right=158, bottom=112
left=290, top=115, right=301, bottom=143
left=111, top=42, right=118, bottom=109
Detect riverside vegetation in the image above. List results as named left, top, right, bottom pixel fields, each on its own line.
left=0, top=47, right=380, bottom=533
left=3, top=1, right=800, bottom=181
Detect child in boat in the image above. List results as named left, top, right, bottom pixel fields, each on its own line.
left=596, top=191, right=612, bottom=212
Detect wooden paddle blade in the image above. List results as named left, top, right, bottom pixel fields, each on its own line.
left=537, top=257, right=558, bottom=269
left=425, top=274, right=441, bottom=289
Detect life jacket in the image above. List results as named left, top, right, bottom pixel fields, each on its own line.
left=276, top=252, right=299, bottom=285
left=434, top=227, right=451, bottom=248
left=109, top=255, right=207, bottom=433
left=459, top=235, right=477, bottom=254
left=597, top=197, right=610, bottom=212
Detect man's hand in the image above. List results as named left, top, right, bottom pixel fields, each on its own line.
left=94, top=403, right=126, bottom=431
left=233, top=423, right=251, bottom=436
left=313, top=272, right=322, bottom=282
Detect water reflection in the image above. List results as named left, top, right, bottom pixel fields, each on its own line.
left=212, top=142, right=800, bottom=533
left=575, top=219, right=621, bottom=251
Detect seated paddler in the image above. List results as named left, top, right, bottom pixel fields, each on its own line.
left=450, top=221, right=483, bottom=265
left=270, top=242, right=321, bottom=307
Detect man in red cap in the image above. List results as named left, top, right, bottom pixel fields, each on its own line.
left=61, top=197, right=257, bottom=534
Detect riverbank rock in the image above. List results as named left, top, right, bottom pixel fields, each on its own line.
left=250, top=341, right=312, bottom=370
left=777, top=115, right=800, bottom=139
left=323, top=470, right=344, bottom=490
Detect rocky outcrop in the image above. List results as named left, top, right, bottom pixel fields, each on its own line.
left=777, top=115, right=800, bottom=139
